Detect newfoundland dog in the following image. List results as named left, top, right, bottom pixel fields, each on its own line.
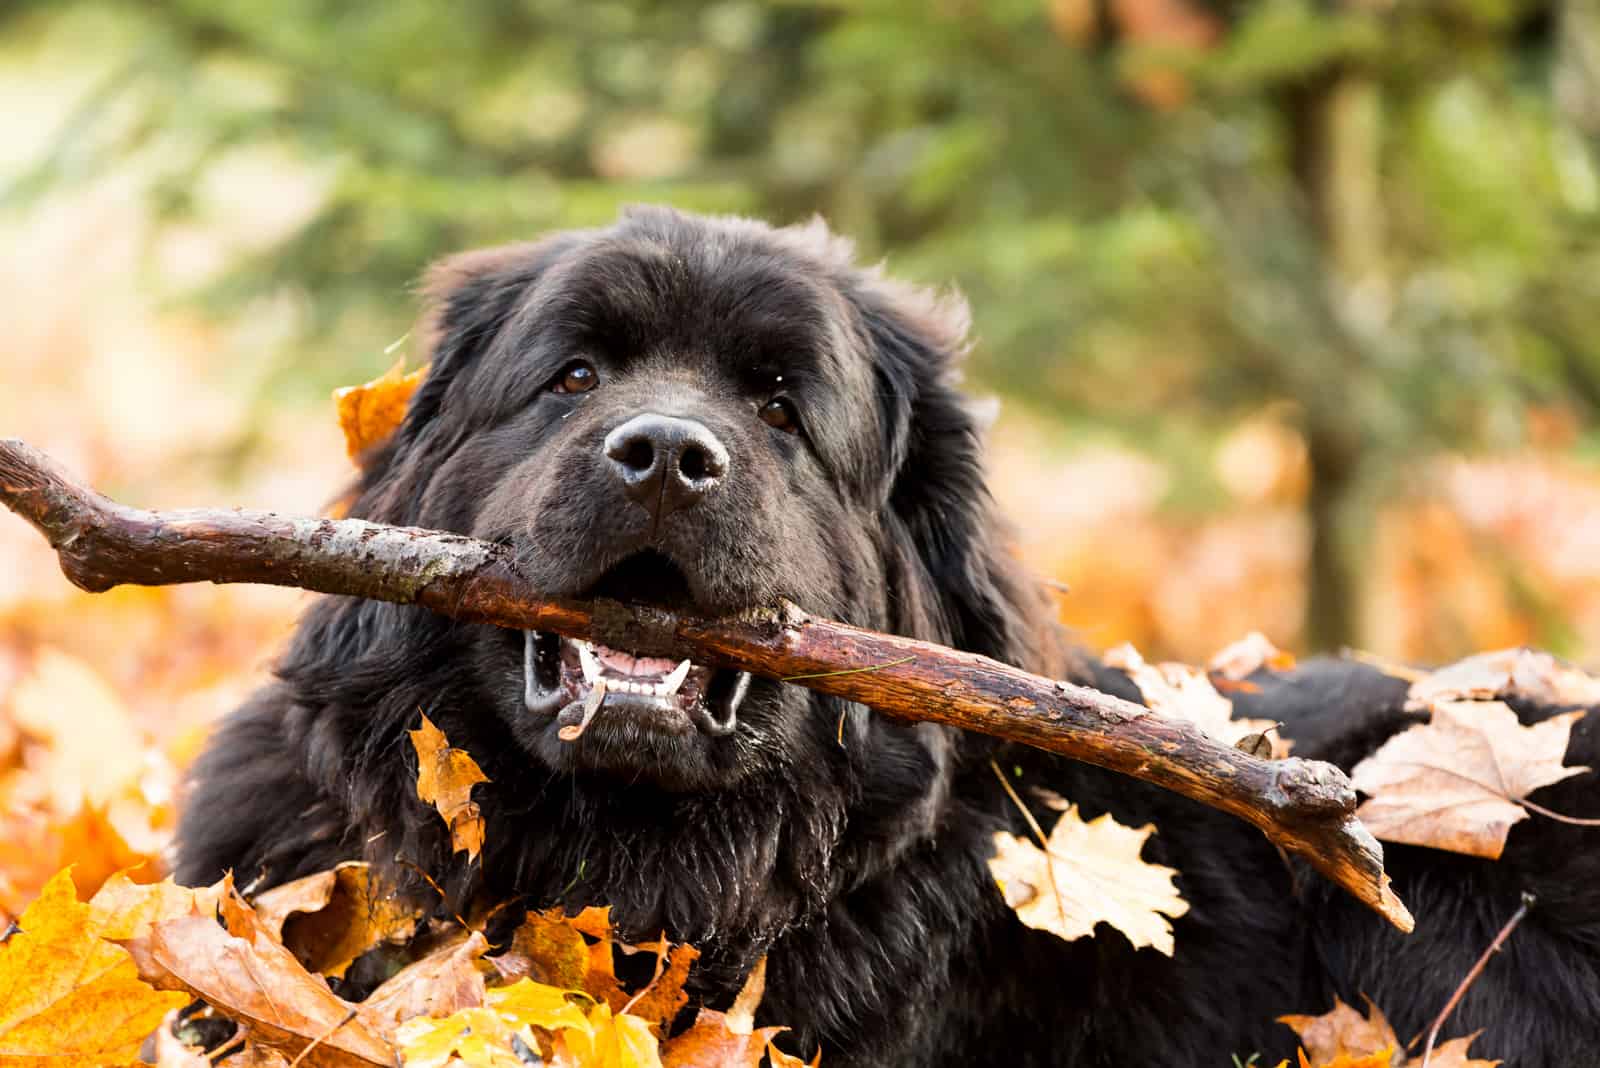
left=177, top=207, right=1600, bottom=1066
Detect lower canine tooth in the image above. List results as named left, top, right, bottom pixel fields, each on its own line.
left=577, top=641, right=601, bottom=684
left=661, top=659, right=691, bottom=695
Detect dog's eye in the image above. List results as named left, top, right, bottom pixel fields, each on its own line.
left=759, top=398, right=799, bottom=434
left=552, top=361, right=598, bottom=394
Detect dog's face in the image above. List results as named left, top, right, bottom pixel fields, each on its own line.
left=343, top=208, right=1041, bottom=793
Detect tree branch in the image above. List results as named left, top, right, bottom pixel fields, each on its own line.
left=0, top=437, right=1412, bottom=932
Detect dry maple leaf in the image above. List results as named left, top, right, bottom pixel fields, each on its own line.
left=1278, top=995, right=1398, bottom=1064
left=1351, top=700, right=1589, bottom=859
left=659, top=957, right=787, bottom=1068
left=397, top=978, right=601, bottom=1068
left=491, top=908, right=595, bottom=993
left=355, top=929, right=488, bottom=1033
left=1209, top=631, right=1296, bottom=680
left=118, top=883, right=394, bottom=1067
left=1105, top=642, right=1289, bottom=757
left=987, top=803, right=1188, bottom=956
left=252, top=861, right=419, bottom=978
left=1406, top=648, right=1600, bottom=711
left=0, top=868, right=187, bottom=1068
left=409, top=713, right=490, bottom=858
left=333, top=360, right=429, bottom=460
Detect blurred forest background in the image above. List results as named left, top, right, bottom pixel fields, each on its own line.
left=4, top=3, right=1600, bottom=871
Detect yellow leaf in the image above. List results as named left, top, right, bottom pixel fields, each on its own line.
left=409, top=714, right=490, bottom=858
left=395, top=1007, right=526, bottom=1068
left=558, top=1001, right=661, bottom=1068
left=489, top=978, right=595, bottom=1036
left=0, top=868, right=186, bottom=1067
left=332, top=360, right=428, bottom=459
left=987, top=803, right=1188, bottom=955
left=1351, top=701, right=1589, bottom=858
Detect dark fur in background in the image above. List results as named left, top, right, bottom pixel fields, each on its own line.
left=177, top=207, right=1600, bottom=1066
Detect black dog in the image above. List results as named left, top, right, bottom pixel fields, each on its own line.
left=177, top=207, right=1600, bottom=1066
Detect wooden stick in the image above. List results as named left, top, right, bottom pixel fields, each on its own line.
left=0, top=437, right=1411, bottom=931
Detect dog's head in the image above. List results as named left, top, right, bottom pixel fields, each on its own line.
left=306, top=207, right=1052, bottom=795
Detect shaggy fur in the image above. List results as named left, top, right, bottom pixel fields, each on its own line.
left=177, top=207, right=1600, bottom=1066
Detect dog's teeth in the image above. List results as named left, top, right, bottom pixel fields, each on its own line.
left=577, top=640, right=601, bottom=684
left=661, top=659, right=692, bottom=695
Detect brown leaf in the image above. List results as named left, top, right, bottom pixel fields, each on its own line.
left=1351, top=701, right=1589, bottom=858
left=1209, top=631, right=1295, bottom=680
left=1105, top=642, right=1290, bottom=757
left=253, top=862, right=419, bottom=978
left=1407, top=648, right=1600, bottom=711
left=332, top=360, right=428, bottom=460
left=118, top=885, right=394, bottom=1067
left=150, top=1010, right=212, bottom=1067
left=1278, top=995, right=1397, bottom=1064
left=1421, top=1033, right=1501, bottom=1068
left=987, top=803, right=1188, bottom=956
left=491, top=907, right=594, bottom=992
left=0, top=869, right=187, bottom=1068
left=355, top=929, right=487, bottom=1034
left=409, top=714, right=490, bottom=858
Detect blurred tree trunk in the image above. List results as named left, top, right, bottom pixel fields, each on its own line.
left=1285, top=67, right=1385, bottom=653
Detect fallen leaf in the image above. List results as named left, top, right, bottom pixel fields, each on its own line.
left=150, top=1010, right=212, bottom=1067
left=8, top=647, right=147, bottom=811
left=396, top=978, right=596, bottom=1068
left=253, top=861, right=419, bottom=978
left=1209, top=631, right=1296, bottom=680
left=623, top=942, right=699, bottom=1035
left=987, top=803, right=1188, bottom=956
left=355, top=929, right=487, bottom=1033
left=333, top=360, right=428, bottom=460
left=1105, top=642, right=1289, bottom=757
left=118, top=884, right=394, bottom=1067
left=395, top=1007, right=528, bottom=1068
left=1278, top=995, right=1397, bottom=1064
left=659, top=1009, right=782, bottom=1068
left=0, top=869, right=187, bottom=1068
left=1419, top=1033, right=1501, bottom=1068
left=554, top=1000, right=661, bottom=1068
left=409, top=714, right=490, bottom=859
left=491, top=907, right=596, bottom=993
left=725, top=955, right=765, bottom=1035
left=1407, top=648, right=1600, bottom=711
left=1351, top=701, right=1589, bottom=858
left=765, top=1044, right=821, bottom=1068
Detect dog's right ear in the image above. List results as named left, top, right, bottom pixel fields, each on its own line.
left=350, top=236, right=581, bottom=523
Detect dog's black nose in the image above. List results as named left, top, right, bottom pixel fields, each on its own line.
left=604, top=414, right=729, bottom=520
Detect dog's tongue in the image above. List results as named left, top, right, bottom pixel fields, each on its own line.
left=594, top=645, right=679, bottom=677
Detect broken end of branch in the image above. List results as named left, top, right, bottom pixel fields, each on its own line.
left=0, top=438, right=122, bottom=593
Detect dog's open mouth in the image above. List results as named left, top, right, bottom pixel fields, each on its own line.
left=520, top=552, right=751, bottom=740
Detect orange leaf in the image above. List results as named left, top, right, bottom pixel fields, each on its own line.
left=409, top=713, right=490, bottom=858
left=1351, top=701, right=1589, bottom=858
left=355, top=930, right=488, bottom=1034
left=624, top=942, right=700, bottom=1034
left=332, top=360, right=428, bottom=460
left=659, top=1008, right=782, bottom=1068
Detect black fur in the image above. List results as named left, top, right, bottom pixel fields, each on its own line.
left=177, top=207, right=1600, bottom=1065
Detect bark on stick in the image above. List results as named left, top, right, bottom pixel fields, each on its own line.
left=0, top=437, right=1412, bottom=931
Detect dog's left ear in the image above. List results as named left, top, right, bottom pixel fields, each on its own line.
left=851, top=279, right=1056, bottom=673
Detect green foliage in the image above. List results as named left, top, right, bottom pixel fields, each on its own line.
left=3, top=0, right=1598, bottom=647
